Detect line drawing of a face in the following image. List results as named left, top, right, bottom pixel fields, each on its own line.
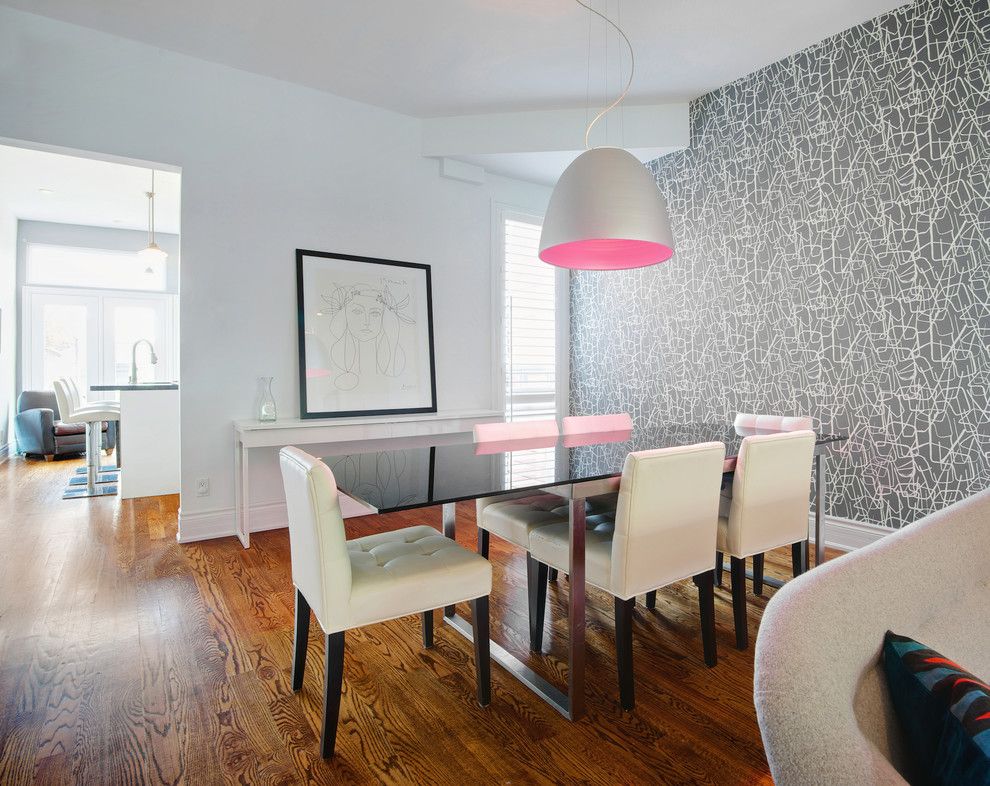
left=319, top=279, right=414, bottom=391
left=346, top=293, right=385, bottom=342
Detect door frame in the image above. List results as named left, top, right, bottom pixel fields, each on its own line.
left=21, top=285, right=177, bottom=393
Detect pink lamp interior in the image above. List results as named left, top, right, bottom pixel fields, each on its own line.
left=540, top=239, right=673, bottom=270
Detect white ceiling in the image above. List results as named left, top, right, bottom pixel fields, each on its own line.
left=3, top=0, right=908, bottom=118
left=0, top=144, right=181, bottom=234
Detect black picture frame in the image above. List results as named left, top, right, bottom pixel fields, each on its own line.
left=296, top=249, right=438, bottom=419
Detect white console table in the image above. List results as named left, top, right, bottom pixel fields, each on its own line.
left=233, top=409, right=501, bottom=547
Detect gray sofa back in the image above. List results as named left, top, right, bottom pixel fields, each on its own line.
left=754, top=488, right=990, bottom=785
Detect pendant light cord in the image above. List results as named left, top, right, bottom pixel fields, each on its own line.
left=148, top=170, right=156, bottom=246
left=575, top=0, right=634, bottom=149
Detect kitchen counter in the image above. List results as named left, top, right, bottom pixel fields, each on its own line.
left=92, top=383, right=178, bottom=391
left=91, top=384, right=179, bottom=499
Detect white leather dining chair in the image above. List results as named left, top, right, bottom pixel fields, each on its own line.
left=474, top=418, right=565, bottom=563
left=527, top=442, right=727, bottom=709
left=718, top=430, right=816, bottom=650
left=53, top=378, right=120, bottom=498
left=279, top=447, right=493, bottom=758
left=718, top=413, right=816, bottom=591
left=473, top=418, right=558, bottom=443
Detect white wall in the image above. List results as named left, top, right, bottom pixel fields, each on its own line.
left=0, top=205, right=16, bottom=455
left=0, top=6, right=550, bottom=535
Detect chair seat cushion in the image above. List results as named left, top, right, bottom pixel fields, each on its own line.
left=53, top=421, right=108, bottom=436
left=528, top=512, right=617, bottom=592
left=478, top=493, right=570, bottom=548
left=479, top=491, right=619, bottom=549
left=347, top=525, right=491, bottom=628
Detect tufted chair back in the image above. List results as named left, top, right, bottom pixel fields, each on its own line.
left=725, top=431, right=816, bottom=558
left=562, top=413, right=632, bottom=434
left=279, top=447, right=352, bottom=632
left=734, top=412, right=815, bottom=432
left=473, top=418, right=558, bottom=442
left=609, top=442, right=726, bottom=600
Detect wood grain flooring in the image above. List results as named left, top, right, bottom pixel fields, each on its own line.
left=0, top=455, right=837, bottom=784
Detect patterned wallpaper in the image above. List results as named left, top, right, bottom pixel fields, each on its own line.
left=570, top=0, right=989, bottom=528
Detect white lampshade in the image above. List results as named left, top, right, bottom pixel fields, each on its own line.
left=539, top=147, right=674, bottom=270
left=138, top=242, right=168, bottom=261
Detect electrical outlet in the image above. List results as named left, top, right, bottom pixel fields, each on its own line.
left=196, top=478, right=210, bottom=496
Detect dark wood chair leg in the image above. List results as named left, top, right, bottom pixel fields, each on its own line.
left=477, top=528, right=489, bottom=559
left=291, top=588, right=311, bottom=691
left=470, top=596, right=491, bottom=707
left=715, top=551, right=724, bottom=587
left=693, top=571, right=717, bottom=667
left=421, top=610, right=434, bottom=648
left=526, top=553, right=549, bottom=652
left=791, top=541, right=805, bottom=577
left=752, top=553, right=765, bottom=596
left=614, top=596, right=636, bottom=710
left=548, top=567, right=558, bottom=582
left=730, top=556, right=748, bottom=650
left=645, top=590, right=657, bottom=610
left=321, top=631, right=346, bottom=758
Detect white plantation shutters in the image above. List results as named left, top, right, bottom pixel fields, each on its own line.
left=500, top=213, right=566, bottom=485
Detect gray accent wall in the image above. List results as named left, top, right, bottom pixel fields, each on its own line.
left=570, top=0, right=989, bottom=528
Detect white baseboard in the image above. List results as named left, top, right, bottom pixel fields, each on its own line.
left=808, top=513, right=890, bottom=552
left=176, top=494, right=377, bottom=543
left=179, top=500, right=894, bottom=552
left=177, top=501, right=288, bottom=543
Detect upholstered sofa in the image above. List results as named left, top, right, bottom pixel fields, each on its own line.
left=14, top=390, right=116, bottom=459
left=754, top=488, right=990, bottom=785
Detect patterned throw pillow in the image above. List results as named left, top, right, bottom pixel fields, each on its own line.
left=883, top=632, right=990, bottom=786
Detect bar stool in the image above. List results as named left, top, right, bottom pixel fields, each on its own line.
left=66, top=377, right=120, bottom=413
left=53, top=379, right=120, bottom=499
left=718, top=430, right=816, bottom=649
left=527, top=442, right=727, bottom=709
left=66, top=377, right=120, bottom=470
left=279, top=447, right=492, bottom=758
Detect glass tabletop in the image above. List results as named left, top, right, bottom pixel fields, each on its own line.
left=321, top=422, right=847, bottom=514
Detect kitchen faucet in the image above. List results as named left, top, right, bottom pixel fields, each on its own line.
left=129, top=339, right=159, bottom=385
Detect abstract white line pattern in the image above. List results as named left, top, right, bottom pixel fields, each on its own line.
left=571, top=0, right=989, bottom=528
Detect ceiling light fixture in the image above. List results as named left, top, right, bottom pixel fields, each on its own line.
left=38, top=187, right=54, bottom=194
left=539, top=0, right=674, bottom=271
left=138, top=169, right=168, bottom=262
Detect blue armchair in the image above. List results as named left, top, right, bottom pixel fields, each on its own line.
left=14, top=390, right=116, bottom=459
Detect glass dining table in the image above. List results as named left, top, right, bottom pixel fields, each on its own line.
left=320, top=422, right=847, bottom=721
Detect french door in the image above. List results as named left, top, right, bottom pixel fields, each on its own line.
left=23, top=287, right=176, bottom=393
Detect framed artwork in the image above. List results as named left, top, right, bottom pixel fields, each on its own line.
left=296, top=249, right=437, bottom=419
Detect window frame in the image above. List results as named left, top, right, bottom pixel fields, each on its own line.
left=25, top=242, right=170, bottom=293
left=490, top=203, right=570, bottom=420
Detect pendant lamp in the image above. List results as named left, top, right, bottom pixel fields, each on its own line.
left=138, top=170, right=168, bottom=262
left=539, top=1, right=674, bottom=270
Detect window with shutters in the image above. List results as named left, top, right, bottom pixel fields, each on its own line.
left=493, top=207, right=569, bottom=485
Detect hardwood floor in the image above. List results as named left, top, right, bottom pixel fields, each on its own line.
left=0, top=455, right=836, bottom=784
